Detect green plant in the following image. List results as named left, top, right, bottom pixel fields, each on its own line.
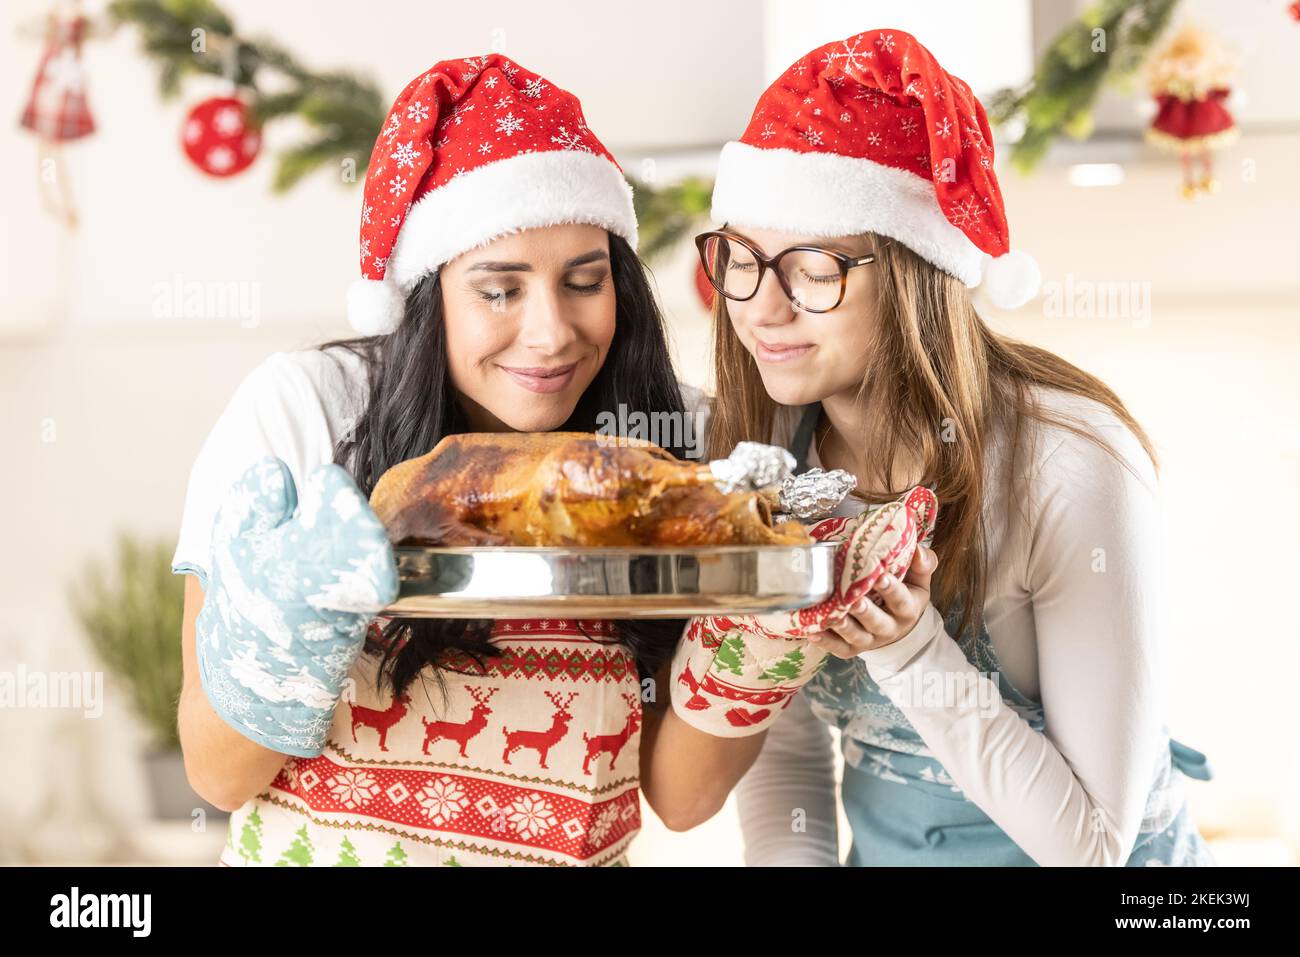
left=71, top=535, right=185, bottom=751
left=628, top=175, right=714, bottom=263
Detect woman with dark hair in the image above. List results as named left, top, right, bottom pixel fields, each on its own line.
left=169, top=54, right=757, bottom=867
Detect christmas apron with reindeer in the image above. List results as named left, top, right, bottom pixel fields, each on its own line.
left=219, top=617, right=644, bottom=867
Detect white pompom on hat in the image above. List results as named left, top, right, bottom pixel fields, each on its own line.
left=348, top=54, right=638, bottom=335
left=981, top=249, right=1041, bottom=310
left=709, top=28, right=1039, bottom=310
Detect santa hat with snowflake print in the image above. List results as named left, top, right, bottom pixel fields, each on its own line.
left=710, top=28, right=1040, bottom=309
left=347, top=54, right=638, bottom=335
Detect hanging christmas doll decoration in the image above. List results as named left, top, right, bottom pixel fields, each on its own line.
left=1143, top=24, right=1239, bottom=199
left=17, top=0, right=112, bottom=228
left=181, top=94, right=262, bottom=177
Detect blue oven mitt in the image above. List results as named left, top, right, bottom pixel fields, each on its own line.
left=195, top=456, right=400, bottom=757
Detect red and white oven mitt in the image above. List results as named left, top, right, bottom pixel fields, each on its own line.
left=669, top=486, right=938, bottom=737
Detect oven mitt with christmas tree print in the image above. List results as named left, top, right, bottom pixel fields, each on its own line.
left=195, top=456, right=400, bottom=757
left=670, top=486, right=938, bottom=737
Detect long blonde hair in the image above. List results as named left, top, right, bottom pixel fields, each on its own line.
left=708, top=234, right=1159, bottom=637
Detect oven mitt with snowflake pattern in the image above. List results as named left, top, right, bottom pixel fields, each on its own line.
left=195, top=456, right=400, bottom=757
left=670, top=486, right=938, bottom=737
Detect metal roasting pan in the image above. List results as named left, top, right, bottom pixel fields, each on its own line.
left=382, top=543, right=838, bottom=619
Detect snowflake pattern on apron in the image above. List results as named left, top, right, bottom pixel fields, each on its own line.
left=805, top=606, right=1045, bottom=796
left=785, top=403, right=1216, bottom=866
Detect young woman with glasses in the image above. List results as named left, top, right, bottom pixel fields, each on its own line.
left=671, top=29, right=1216, bottom=867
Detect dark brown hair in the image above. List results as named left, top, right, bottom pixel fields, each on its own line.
left=316, top=233, right=689, bottom=705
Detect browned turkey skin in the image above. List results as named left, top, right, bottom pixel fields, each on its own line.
left=369, top=432, right=810, bottom=547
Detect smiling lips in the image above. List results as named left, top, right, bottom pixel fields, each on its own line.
left=755, top=339, right=815, bottom=364
left=499, top=361, right=579, bottom=393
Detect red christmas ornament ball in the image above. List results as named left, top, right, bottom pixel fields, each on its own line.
left=694, top=260, right=716, bottom=310
left=181, top=96, right=262, bottom=178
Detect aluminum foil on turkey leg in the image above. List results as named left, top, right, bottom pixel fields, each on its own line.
left=707, top=440, right=857, bottom=521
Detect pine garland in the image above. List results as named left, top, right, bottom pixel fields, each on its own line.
left=109, top=0, right=386, bottom=191
left=112, top=2, right=721, bottom=254
left=108, top=2, right=1185, bottom=191
left=627, top=174, right=713, bottom=263
left=986, top=0, right=1181, bottom=173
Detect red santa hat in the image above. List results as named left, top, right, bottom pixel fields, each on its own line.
left=348, top=54, right=637, bottom=335
left=710, top=29, right=1040, bottom=309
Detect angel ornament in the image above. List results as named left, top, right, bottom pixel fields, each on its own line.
left=1143, top=24, right=1240, bottom=200
left=17, top=0, right=114, bottom=227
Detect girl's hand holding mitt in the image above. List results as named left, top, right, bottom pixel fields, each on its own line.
left=669, top=487, right=938, bottom=737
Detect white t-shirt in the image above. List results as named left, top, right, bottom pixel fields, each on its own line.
left=171, top=348, right=371, bottom=587
left=735, top=387, right=1179, bottom=867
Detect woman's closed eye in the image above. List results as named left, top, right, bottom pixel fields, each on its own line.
left=473, top=284, right=519, bottom=304
left=470, top=272, right=608, bottom=304
left=798, top=267, right=839, bottom=285
left=564, top=269, right=610, bottom=295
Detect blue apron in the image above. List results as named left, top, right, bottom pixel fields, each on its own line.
left=786, top=404, right=1216, bottom=867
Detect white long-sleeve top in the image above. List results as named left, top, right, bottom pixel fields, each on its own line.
left=735, top=386, right=1181, bottom=867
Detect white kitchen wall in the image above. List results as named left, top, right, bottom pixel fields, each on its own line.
left=0, top=0, right=766, bottom=332
left=763, top=0, right=1034, bottom=90
left=2, top=0, right=1297, bottom=865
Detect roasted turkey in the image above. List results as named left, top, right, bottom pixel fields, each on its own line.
left=369, top=432, right=810, bottom=547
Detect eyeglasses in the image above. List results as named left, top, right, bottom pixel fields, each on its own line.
left=694, top=229, right=876, bottom=314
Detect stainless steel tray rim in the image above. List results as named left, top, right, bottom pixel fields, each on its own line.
left=385, top=543, right=837, bottom=619
left=392, top=543, right=838, bottom=556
